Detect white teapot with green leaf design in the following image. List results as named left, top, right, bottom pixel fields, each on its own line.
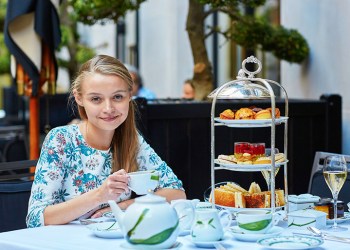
left=108, top=194, right=179, bottom=249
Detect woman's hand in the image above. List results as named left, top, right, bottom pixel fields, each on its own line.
left=90, top=207, right=111, bottom=218
left=90, top=199, right=135, bottom=218
left=97, top=169, right=129, bottom=203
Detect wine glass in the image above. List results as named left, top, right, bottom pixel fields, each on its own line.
left=261, top=169, right=279, bottom=191
left=261, top=148, right=280, bottom=191
left=323, top=155, right=348, bottom=232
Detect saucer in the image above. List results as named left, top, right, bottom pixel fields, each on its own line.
left=86, top=221, right=123, bottom=239
left=184, top=234, right=230, bottom=248
left=230, top=226, right=283, bottom=242
left=257, top=235, right=323, bottom=249
left=120, top=241, right=182, bottom=249
left=103, top=211, right=115, bottom=218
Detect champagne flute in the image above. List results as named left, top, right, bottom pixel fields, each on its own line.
left=323, top=155, right=348, bottom=232
left=261, top=148, right=279, bottom=191
left=261, top=169, right=279, bottom=191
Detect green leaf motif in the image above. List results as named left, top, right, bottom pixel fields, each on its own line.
left=127, top=208, right=150, bottom=238
left=238, top=219, right=271, bottom=231
left=151, top=175, right=159, bottom=181
left=288, top=219, right=316, bottom=227
left=208, top=218, right=216, bottom=229
left=128, top=220, right=179, bottom=245
left=196, top=220, right=204, bottom=225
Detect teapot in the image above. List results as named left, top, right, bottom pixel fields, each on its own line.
left=108, top=194, right=179, bottom=249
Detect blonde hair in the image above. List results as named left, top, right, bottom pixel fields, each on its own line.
left=69, top=55, right=139, bottom=173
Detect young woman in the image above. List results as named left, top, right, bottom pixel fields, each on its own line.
left=26, top=55, right=186, bottom=227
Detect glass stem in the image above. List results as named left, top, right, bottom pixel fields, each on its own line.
left=267, top=180, right=271, bottom=191
left=333, top=194, right=338, bottom=228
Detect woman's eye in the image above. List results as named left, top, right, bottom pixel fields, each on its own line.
left=114, top=95, right=124, bottom=101
left=91, top=97, right=101, bottom=102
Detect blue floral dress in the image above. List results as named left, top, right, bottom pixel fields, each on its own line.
left=26, top=124, right=184, bottom=228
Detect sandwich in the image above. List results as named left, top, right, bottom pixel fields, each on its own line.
left=253, top=156, right=271, bottom=164
left=248, top=182, right=261, bottom=194
left=244, top=192, right=266, bottom=208
left=218, top=154, right=237, bottom=164
left=234, top=192, right=246, bottom=208
left=211, top=187, right=235, bottom=207
left=209, top=181, right=285, bottom=208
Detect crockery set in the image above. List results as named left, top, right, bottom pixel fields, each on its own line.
left=84, top=171, right=350, bottom=249
left=84, top=195, right=350, bottom=249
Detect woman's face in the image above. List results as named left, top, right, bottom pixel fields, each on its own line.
left=75, top=73, right=131, bottom=132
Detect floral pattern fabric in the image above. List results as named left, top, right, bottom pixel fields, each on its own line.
left=26, top=124, right=184, bottom=228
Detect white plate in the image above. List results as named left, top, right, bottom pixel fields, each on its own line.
left=120, top=241, right=182, bottom=249
left=214, top=159, right=288, bottom=171
left=326, top=212, right=350, bottom=225
left=214, top=117, right=288, bottom=128
left=184, top=234, right=230, bottom=248
left=230, top=225, right=283, bottom=242
left=86, top=221, right=123, bottom=239
left=257, top=235, right=323, bottom=249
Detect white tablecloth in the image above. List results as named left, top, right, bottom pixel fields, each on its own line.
left=1, top=220, right=350, bottom=249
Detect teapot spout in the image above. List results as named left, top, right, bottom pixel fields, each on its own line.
left=108, top=200, right=124, bottom=228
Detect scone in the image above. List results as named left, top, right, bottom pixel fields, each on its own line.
left=235, top=108, right=255, bottom=120
left=255, top=109, right=272, bottom=119
left=266, top=107, right=281, bottom=118
left=220, top=109, right=235, bottom=119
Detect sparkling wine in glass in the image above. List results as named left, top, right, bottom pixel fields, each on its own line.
left=261, top=148, right=279, bottom=191
left=323, top=155, right=348, bottom=232
left=261, top=168, right=280, bottom=191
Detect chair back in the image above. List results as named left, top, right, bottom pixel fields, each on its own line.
left=0, top=180, right=33, bottom=232
left=0, top=160, right=37, bottom=232
left=308, top=151, right=350, bottom=204
left=0, top=125, right=28, bottom=162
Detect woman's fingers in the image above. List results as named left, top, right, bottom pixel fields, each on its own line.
left=91, top=207, right=111, bottom=218
left=106, top=171, right=129, bottom=194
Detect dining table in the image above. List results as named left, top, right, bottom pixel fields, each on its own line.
left=1, top=215, right=350, bottom=250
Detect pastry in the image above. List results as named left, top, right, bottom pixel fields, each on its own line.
left=255, top=109, right=272, bottom=119
left=220, top=109, right=235, bottom=119
left=235, top=108, right=255, bottom=120
left=266, top=107, right=281, bottom=118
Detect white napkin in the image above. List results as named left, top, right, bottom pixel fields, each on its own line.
left=288, top=194, right=320, bottom=204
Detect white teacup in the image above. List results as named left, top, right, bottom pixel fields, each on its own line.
left=236, top=210, right=278, bottom=234
left=171, top=199, right=199, bottom=232
left=128, top=170, right=159, bottom=195
left=191, top=208, right=232, bottom=242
